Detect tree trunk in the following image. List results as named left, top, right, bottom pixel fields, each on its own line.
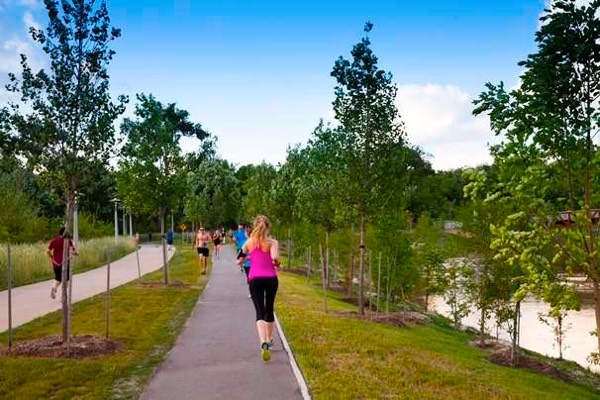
left=159, top=208, right=165, bottom=235
left=319, top=244, right=328, bottom=313
left=594, top=282, right=600, bottom=354
left=511, top=300, right=521, bottom=366
left=7, top=243, right=12, bottom=349
left=62, top=190, right=76, bottom=353
left=359, top=212, right=366, bottom=315
left=479, top=307, right=487, bottom=347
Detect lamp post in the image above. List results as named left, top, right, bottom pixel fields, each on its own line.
left=112, top=197, right=119, bottom=242
left=122, top=209, right=126, bottom=239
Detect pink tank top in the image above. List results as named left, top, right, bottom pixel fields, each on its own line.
left=248, top=244, right=277, bottom=281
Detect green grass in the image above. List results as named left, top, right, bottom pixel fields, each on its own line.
left=0, top=237, right=137, bottom=290
left=0, top=246, right=208, bottom=399
left=276, top=272, right=600, bottom=400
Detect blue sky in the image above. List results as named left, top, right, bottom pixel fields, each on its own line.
left=0, top=0, right=551, bottom=170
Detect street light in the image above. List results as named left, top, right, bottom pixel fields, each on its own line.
left=112, top=197, right=119, bottom=242
left=122, top=208, right=126, bottom=239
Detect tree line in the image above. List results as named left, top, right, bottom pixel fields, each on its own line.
left=2, top=0, right=600, bottom=365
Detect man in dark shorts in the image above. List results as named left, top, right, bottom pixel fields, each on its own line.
left=195, top=227, right=211, bottom=274
left=47, top=227, right=77, bottom=299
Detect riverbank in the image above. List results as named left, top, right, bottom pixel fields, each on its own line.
left=276, top=272, right=600, bottom=399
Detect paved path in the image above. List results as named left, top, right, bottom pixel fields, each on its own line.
left=0, top=244, right=175, bottom=332
left=141, top=246, right=304, bottom=400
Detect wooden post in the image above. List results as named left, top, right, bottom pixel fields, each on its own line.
left=386, top=256, right=391, bottom=312
left=348, top=253, right=354, bottom=298
left=319, top=244, right=328, bottom=313
left=377, top=252, right=381, bottom=314
left=136, top=245, right=141, bottom=281
left=106, top=253, right=111, bottom=339
left=287, top=228, right=291, bottom=270
left=325, top=231, right=330, bottom=287
left=7, top=243, right=13, bottom=348
left=307, top=246, right=312, bottom=282
left=162, top=237, right=169, bottom=285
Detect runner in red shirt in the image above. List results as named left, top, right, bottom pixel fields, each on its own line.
left=47, top=227, right=77, bottom=299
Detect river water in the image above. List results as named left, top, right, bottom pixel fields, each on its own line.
left=431, top=294, right=599, bottom=371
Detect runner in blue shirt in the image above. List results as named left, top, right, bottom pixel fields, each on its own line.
left=233, top=224, right=247, bottom=251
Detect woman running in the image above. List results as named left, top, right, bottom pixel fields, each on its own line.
left=237, top=215, right=280, bottom=361
left=213, top=228, right=222, bottom=259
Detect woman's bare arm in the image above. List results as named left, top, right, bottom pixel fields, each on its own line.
left=270, top=239, right=280, bottom=267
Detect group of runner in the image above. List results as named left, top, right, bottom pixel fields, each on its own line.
left=193, top=226, right=227, bottom=274
left=47, top=218, right=281, bottom=363
left=194, top=216, right=281, bottom=362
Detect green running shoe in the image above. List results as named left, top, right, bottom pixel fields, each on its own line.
left=261, top=342, right=271, bottom=361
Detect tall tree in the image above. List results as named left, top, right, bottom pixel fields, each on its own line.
left=331, top=22, right=406, bottom=314
left=241, top=162, right=277, bottom=222
left=473, top=0, right=600, bottom=357
left=117, top=93, right=209, bottom=234
left=4, top=0, right=126, bottom=344
left=184, top=158, right=241, bottom=228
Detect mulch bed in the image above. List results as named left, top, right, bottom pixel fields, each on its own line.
left=337, top=310, right=430, bottom=327
left=0, top=335, right=121, bottom=359
left=477, top=340, right=572, bottom=383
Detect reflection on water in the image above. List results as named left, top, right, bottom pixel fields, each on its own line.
left=431, top=295, right=599, bottom=371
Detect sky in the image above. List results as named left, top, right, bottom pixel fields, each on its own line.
left=0, top=0, right=560, bottom=170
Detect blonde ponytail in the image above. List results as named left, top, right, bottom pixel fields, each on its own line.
left=250, top=215, right=270, bottom=248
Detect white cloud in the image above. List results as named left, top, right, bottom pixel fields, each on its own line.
left=0, top=35, right=43, bottom=75
left=0, top=37, right=30, bottom=73
left=23, top=11, right=40, bottom=33
left=397, top=83, right=497, bottom=171
left=18, top=0, right=37, bottom=7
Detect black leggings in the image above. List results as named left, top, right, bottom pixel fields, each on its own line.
left=249, top=277, right=278, bottom=322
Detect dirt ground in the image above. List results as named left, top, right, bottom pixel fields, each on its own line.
left=0, top=335, right=121, bottom=359
left=336, top=310, right=430, bottom=327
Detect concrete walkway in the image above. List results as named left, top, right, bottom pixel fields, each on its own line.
left=141, top=246, right=304, bottom=400
left=0, top=244, right=175, bottom=332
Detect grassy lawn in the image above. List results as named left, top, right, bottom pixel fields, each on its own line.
left=0, top=246, right=207, bottom=399
left=276, top=272, right=600, bottom=400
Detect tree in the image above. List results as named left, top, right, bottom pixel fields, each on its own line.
left=117, top=93, right=209, bottom=234
left=241, top=162, right=277, bottom=222
left=5, top=0, right=126, bottom=345
left=331, top=22, right=407, bottom=314
left=184, top=158, right=241, bottom=228
left=473, top=0, right=600, bottom=359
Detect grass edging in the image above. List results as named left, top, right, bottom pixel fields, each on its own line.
left=0, top=246, right=207, bottom=399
